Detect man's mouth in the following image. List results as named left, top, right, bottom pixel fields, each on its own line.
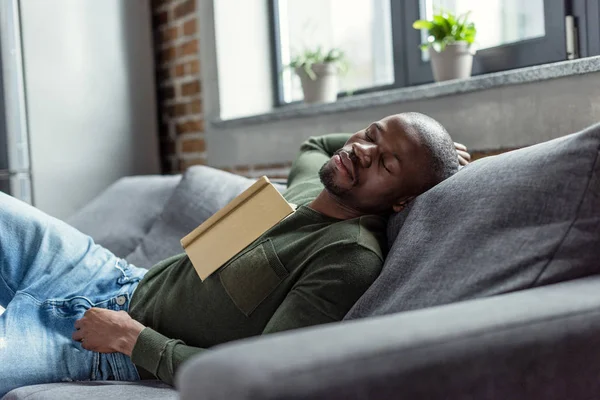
left=334, top=151, right=355, bottom=182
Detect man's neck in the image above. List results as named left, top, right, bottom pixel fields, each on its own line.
left=308, top=190, right=363, bottom=220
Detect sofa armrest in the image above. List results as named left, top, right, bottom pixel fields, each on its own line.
left=177, top=276, right=600, bottom=400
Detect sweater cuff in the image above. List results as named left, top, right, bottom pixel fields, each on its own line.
left=131, top=327, right=170, bottom=376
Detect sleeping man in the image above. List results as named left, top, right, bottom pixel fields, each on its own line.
left=0, top=112, right=469, bottom=395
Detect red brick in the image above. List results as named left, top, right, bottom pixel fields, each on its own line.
left=160, top=26, right=179, bottom=42
left=183, top=18, right=197, bottom=35
left=174, top=63, right=186, bottom=77
left=173, top=103, right=187, bottom=117
left=181, top=80, right=201, bottom=96
left=174, top=0, right=195, bottom=19
left=189, top=60, right=200, bottom=74
left=175, top=119, right=204, bottom=134
left=189, top=119, right=204, bottom=132
left=158, top=46, right=177, bottom=63
left=179, top=39, right=198, bottom=57
left=181, top=138, right=206, bottom=153
left=188, top=99, right=202, bottom=114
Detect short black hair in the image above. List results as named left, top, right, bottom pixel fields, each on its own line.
left=404, top=112, right=459, bottom=192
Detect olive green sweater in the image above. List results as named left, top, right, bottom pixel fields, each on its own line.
left=128, top=134, right=387, bottom=384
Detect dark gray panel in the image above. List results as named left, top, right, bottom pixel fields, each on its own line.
left=0, top=176, right=11, bottom=195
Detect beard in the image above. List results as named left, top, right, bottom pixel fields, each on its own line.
left=318, top=149, right=359, bottom=198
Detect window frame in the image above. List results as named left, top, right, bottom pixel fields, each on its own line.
left=573, top=0, right=600, bottom=57
left=268, top=0, right=404, bottom=107
left=270, top=0, right=599, bottom=107
left=402, top=0, right=569, bottom=86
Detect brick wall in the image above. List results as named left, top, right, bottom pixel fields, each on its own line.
left=151, top=0, right=205, bottom=174
left=150, top=0, right=290, bottom=179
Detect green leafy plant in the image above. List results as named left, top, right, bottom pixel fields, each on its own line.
left=288, top=47, right=348, bottom=80
left=413, top=10, right=476, bottom=52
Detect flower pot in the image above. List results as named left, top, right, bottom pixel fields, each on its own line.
left=296, top=63, right=339, bottom=104
left=429, top=42, right=475, bottom=82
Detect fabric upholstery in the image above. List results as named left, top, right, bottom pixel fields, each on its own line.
left=125, top=166, right=286, bottom=269
left=177, top=276, right=600, bottom=400
left=347, top=123, right=600, bottom=319
left=67, top=175, right=180, bottom=258
left=4, top=380, right=176, bottom=400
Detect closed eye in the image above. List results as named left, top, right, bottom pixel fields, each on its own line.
left=364, top=131, right=374, bottom=142
left=381, top=158, right=391, bottom=173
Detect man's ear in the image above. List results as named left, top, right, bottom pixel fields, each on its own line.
left=392, top=196, right=415, bottom=213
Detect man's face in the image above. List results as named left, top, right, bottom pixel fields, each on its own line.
left=319, top=114, right=429, bottom=215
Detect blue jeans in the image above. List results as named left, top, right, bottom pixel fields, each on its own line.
left=0, top=192, right=148, bottom=397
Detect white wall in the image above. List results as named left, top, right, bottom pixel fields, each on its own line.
left=20, top=0, right=160, bottom=219
left=214, top=0, right=274, bottom=119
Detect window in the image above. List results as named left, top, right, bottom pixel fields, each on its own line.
left=273, top=0, right=395, bottom=104
left=421, top=0, right=546, bottom=51
left=419, top=0, right=546, bottom=61
left=270, top=0, right=600, bottom=105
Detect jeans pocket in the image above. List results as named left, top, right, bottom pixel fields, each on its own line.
left=43, top=296, right=95, bottom=318
left=39, top=295, right=102, bottom=380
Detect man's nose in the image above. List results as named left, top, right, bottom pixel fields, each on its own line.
left=351, top=142, right=376, bottom=168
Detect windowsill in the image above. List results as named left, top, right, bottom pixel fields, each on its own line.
left=213, top=56, right=600, bottom=129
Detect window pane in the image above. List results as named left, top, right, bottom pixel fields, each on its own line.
left=419, top=0, right=545, bottom=53
left=277, top=0, right=394, bottom=103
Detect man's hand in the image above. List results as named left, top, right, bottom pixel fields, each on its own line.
left=454, top=142, right=471, bottom=166
left=72, top=308, right=145, bottom=356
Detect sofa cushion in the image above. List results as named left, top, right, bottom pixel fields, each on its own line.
left=66, top=175, right=180, bottom=258
left=346, top=122, right=600, bottom=319
left=125, top=166, right=285, bottom=269
left=3, top=381, right=176, bottom=400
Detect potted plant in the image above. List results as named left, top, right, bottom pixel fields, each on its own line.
left=289, top=47, right=348, bottom=104
left=413, top=11, right=477, bottom=82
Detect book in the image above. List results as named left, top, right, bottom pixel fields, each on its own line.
left=180, top=176, right=295, bottom=281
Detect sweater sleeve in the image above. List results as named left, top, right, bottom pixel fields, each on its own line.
left=287, top=134, right=352, bottom=189
left=130, top=327, right=204, bottom=385
left=262, top=242, right=382, bottom=334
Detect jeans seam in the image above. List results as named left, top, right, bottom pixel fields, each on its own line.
left=16, top=290, right=43, bottom=305
left=0, top=272, right=16, bottom=298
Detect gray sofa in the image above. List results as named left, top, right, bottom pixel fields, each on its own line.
left=5, top=123, right=600, bottom=399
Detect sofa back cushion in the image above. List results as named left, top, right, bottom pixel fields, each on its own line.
left=346, top=123, right=600, bottom=319
left=67, top=175, right=180, bottom=258
left=125, top=166, right=286, bottom=269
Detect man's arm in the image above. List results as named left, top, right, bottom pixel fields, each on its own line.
left=287, top=134, right=351, bottom=188
left=262, top=243, right=382, bottom=334
left=73, top=308, right=203, bottom=385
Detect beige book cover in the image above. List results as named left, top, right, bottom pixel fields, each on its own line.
left=181, top=176, right=295, bottom=281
